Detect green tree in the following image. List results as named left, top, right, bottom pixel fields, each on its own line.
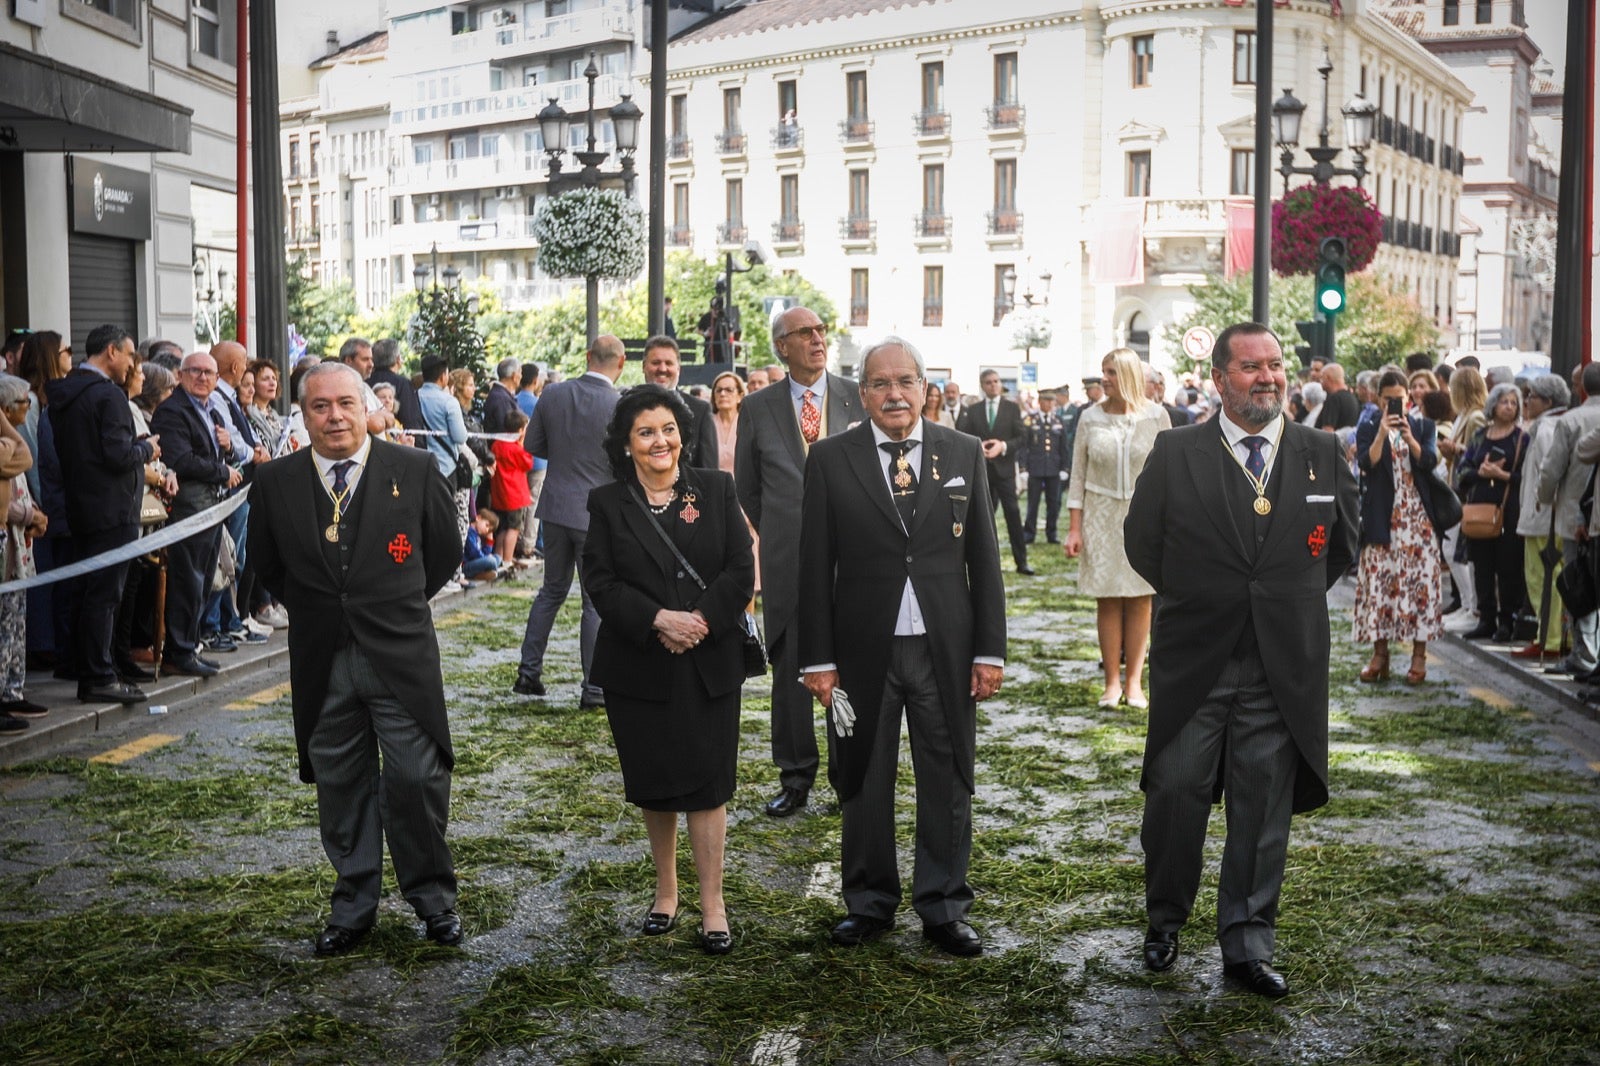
left=284, top=254, right=358, bottom=358
left=1162, top=270, right=1440, bottom=375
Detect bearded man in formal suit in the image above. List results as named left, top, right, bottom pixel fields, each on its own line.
left=735, top=305, right=865, bottom=818
left=1124, top=322, right=1357, bottom=998
left=798, top=337, right=1006, bottom=957
left=249, top=361, right=463, bottom=956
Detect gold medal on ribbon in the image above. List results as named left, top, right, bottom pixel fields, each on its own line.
left=325, top=523, right=340, bottom=543
left=1253, top=497, right=1272, bottom=516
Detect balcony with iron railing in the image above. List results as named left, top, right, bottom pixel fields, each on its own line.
left=666, top=133, right=692, bottom=161
left=666, top=225, right=692, bottom=247
left=849, top=300, right=869, bottom=327
left=716, top=221, right=748, bottom=246
left=839, top=215, right=876, bottom=243
left=993, top=298, right=1009, bottom=327
left=714, top=128, right=747, bottom=156
left=444, top=1, right=634, bottom=63
left=985, top=101, right=1024, bottom=132
left=986, top=209, right=1022, bottom=237
left=285, top=225, right=319, bottom=246
left=838, top=116, right=874, bottom=146
left=923, top=301, right=943, bottom=327
left=390, top=214, right=539, bottom=252
left=912, top=110, right=949, bottom=138
left=770, top=124, right=804, bottom=152
left=913, top=212, right=951, bottom=240
left=391, top=154, right=547, bottom=192
left=771, top=218, right=804, bottom=246
left=390, top=72, right=625, bottom=133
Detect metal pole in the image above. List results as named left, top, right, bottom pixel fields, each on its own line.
left=1251, top=0, right=1272, bottom=325
left=250, top=0, right=288, bottom=374
left=646, top=0, right=667, bottom=337
left=1549, top=0, right=1594, bottom=378
left=586, top=275, right=599, bottom=347
left=235, top=0, right=249, bottom=346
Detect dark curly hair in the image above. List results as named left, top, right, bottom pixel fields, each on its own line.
left=604, top=384, right=696, bottom=482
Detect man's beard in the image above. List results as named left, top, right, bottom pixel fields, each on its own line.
left=1223, top=380, right=1282, bottom=424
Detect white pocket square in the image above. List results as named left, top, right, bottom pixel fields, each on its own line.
left=1306, top=494, right=1336, bottom=503
left=944, top=476, right=967, bottom=489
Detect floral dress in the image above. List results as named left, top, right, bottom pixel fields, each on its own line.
left=1353, top=437, right=1444, bottom=642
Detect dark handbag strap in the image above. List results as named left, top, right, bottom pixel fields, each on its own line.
left=1495, top=431, right=1523, bottom=511
left=626, top=483, right=707, bottom=591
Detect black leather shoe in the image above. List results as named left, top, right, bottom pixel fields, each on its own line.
left=831, top=913, right=894, bottom=946
left=764, top=786, right=808, bottom=818
left=1016, top=565, right=1036, bottom=575
left=423, top=910, right=463, bottom=946
left=0, top=698, right=48, bottom=718
left=698, top=925, right=733, bottom=955
left=78, top=681, right=147, bottom=705
left=512, top=675, right=545, bottom=696
left=1223, top=959, right=1290, bottom=998
left=165, top=655, right=220, bottom=678
left=1463, top=622, right=1497, bottom=639
left=923, top=919, right=983, bottom=957
left=579, top=694, right=606, bottom=710
left=115, top=660, right=156, bottom=683
left=313, top=924, right=369, bottom=956
left=640, top=909, right=678, bottom=936
left=1143, top=929, right=1179, bottom=972
left=1492, top=624, right=1514, bottom=643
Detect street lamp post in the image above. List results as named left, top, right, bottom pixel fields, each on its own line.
left=536, top=53, right=643, bottom=343
left=1000, top=266, right=1052, bottom=362
left=412, top=241, right=482, bottom=377
left=1271, top=47, right=1377, bottom=188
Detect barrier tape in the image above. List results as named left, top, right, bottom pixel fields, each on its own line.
left=0, top=488, right=250, bottom=594
left=387, top=429, right=524, bottom=442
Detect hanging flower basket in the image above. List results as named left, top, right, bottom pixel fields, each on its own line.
left=1004, top=307, right=1053, bottom=352
left=1271, top=184, right=1382, bottom=277
left=533, top=187, right=647, bottom=279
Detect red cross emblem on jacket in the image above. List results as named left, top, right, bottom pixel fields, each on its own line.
left=388, top=533, right=413, bottom=564
left=1307, top=524, right=1328, bottom=558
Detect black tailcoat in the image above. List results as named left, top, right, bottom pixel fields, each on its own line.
left=798, top=420, right=1007, bottom=801
left=1124, top=419, right=1358, bottom=812
left=248, top=440, right=461, bottom=782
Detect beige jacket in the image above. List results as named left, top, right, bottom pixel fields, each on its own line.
left=0, top=413, right=34, bottom=520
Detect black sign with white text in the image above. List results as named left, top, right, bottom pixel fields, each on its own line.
left=70, top=157, right=152, bottom=241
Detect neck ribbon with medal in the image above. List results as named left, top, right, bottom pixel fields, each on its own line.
left=323, top=468, right=355, bottom=543
left=1221, top=421, right=1286, bottom=516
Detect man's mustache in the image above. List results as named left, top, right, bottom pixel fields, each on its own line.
left=880, top=401, right=913, bottom=411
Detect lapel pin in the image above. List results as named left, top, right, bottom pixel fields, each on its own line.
left=391, top=478, right=400, bottom=497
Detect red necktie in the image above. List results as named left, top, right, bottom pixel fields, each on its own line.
left=801, top=390, right=820, bottom=444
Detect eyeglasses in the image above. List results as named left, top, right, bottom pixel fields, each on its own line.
left=779, top=324, right=827, bottom=342
left=863, top=375, right=923, bottom=393
left=713, top=385, right=739, bottom=393
left=181, top=368, right=218, bottom=378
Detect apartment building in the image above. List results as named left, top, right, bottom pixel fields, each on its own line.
left=1389, top=0, right=1561, bottom=353
left=384, top=0, right=643, bottom=310
left=281, top=30, right=395, bottom=311
left=1, top=0, right=244, bottom=350
left=663, top=0, right=1473, bottom=384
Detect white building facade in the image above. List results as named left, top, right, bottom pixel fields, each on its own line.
left=664, top=0, right=1473, bottom=387
left=1, top=0, right=247, bottom=351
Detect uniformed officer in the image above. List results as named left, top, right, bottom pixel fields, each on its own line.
left=1020, top=390, right=1068, bottom=544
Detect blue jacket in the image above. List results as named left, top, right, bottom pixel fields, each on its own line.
left=1355, top=405, right=1438, bottom=547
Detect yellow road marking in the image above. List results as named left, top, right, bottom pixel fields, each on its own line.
left=224, top=681, right=293, bottom=710
left=90, top=733, right=181, bottom=765
left=1467, top=687, right=1514, bottom=710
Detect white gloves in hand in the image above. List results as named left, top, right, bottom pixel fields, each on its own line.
left=830, top=688, right=856, bottom=738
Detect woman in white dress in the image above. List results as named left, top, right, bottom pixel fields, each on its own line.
left=1064, top=348, right=1172, bottom=708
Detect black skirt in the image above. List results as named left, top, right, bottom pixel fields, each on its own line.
left=605, top=669, right=739, bottom=812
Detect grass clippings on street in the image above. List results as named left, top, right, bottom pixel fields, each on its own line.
left=1, top=547, right=1598, bottom=1064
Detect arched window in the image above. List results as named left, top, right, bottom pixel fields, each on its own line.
left=1128, top=311, right=1151, bottom=362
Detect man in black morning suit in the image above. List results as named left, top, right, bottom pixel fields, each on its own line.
left=798, top=337, right=1006, bottom=957
left=249, top=362, right=463, bottom=956
left=956, top=369, right=1032, bottom=574
left=1124, top=322, right=1357, bottom=998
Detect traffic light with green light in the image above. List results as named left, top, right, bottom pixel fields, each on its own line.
left=1316, top=237, right=1348, bottom=316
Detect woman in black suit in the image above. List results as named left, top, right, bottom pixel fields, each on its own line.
left=583, top=385, right=755, bottom=955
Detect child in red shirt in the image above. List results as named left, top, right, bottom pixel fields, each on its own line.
left=489, top=409, right=533, bottom=566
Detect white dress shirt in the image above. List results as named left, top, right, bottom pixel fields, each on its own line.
left=1217, top=410, right=1284, bottom=483
left=312, top=434, right=373, bottom=498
